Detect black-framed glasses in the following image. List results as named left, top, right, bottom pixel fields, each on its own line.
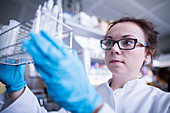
left=100, top=38, right=148, bottom=50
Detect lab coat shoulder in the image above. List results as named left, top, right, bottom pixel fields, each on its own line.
left=95, top=79, right=170, bottom=113
left=145, top=85, right=170, bottom=113
left=0, top=86, right=47, bottom=113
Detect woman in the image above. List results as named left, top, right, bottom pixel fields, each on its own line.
left=0, top=17, right=169, bottom=113
left=95, top=17, right=170, bottom=113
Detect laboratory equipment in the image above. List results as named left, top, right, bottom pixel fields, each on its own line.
left=0, top=0, right=73, bottom=65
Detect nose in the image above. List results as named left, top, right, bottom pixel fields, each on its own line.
left=110, top=42, right=121, bottom=54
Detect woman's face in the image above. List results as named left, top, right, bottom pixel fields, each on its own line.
left=105, top=22, right=149, bottom=79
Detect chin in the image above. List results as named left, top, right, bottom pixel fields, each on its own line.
left=109, top=68, right=124, bottom=75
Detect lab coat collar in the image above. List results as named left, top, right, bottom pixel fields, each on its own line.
left=107, top=78, right=145, bottom=95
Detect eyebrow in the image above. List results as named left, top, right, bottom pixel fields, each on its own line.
left=105, top=34, right=136, bottom=39
left=105, top=36, right=112, bottom=39
left=122, top=34, right=135, bottom=38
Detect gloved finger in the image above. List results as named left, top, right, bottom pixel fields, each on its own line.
left=0, top=64, right=18, bottom=73
left=40, top=30, right=70, bottom=56
left=24, top=38, right=61, bottom=66
left=0, top=64, right=14, bottom=77
left=24, top=38, right=69, bottom=80
left=24, top=35, right=64, bottom=63
left=29, top=32, right=52, bottom=55
left=0, top=64, right=25, bottom=82
left=29, top=32, right=69, bottom=60
left=17, top=65, right=25, bottom=77
left=40, top=30, right=65, bottom=50
left=23, top=38, right=50, bottom=67
left=70, top=49, right=79, bottom=59
left=24, top=38, right=43, bottom=60
left=24, top=40, right=56, bottom=78
left=36, top=67, right=61, bottom=83
left=29, top=32, right=64, bottom=57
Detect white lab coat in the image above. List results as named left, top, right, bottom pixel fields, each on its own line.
left=95, top=78, right=170, bottom=113
left=0, top=79, right=169, bottom=113
left=0, top=86, right=114, bottom=113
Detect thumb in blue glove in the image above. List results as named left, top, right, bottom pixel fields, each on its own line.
left=24, top=30, right=102, bottom=113
left=0, top=64, right=27, bottom=93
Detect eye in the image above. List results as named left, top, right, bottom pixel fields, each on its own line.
left=105, top=40, right=113, bottom=46
left=121, top=39, right=134, bottom=46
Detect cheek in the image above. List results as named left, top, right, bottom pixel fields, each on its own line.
left=104, top=49, right=146, bottom=74
left=126, top=50, right=146, bottom=68
left=104, top=51, right=110, bottom=63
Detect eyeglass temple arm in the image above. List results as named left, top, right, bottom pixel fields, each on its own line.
left=138, top=40, right=148, bottom=47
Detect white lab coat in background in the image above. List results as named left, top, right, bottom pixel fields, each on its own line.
left=95, top=78, right=170, bottom=113
left=0, top=86, right=114, bottom=113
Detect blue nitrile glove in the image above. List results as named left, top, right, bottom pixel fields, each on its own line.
left=0, top=64, right=27, bottom=93
left=23, top=30, right=102, bottom=113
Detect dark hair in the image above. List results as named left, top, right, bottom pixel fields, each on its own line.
left=106, top=17, right=159, bottom=68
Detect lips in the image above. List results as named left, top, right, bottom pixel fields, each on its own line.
left=109, top=59, right=123, bottom=63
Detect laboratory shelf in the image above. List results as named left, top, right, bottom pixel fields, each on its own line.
left=64, top=19, right=105, bottom=39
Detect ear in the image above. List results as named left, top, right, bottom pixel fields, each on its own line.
left=144, top=49, right=154, bottom=63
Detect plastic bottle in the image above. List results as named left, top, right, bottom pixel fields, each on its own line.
left=58, top=9, right=63, bottom=40
left=41, top=2, right=47, bottom=30
left=50, top=5, right=58, bottom=36
left=32, top=5, right=42, bottom=33
left=42, top=0, right=54, bottom=31
left=0, top=25, right=9, bottom=57
left=7, top=20, right=20, bottom=55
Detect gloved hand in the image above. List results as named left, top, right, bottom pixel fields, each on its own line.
left=0, top=64, right=27, bottom=93
left=24, top=30, right=102, bottom=113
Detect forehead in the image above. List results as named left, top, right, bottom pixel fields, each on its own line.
left=107, top=22, right=145, bottom=41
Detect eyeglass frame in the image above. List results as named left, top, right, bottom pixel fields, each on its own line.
left=100, top=38, right=148, bottom=50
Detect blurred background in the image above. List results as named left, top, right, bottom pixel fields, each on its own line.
left=0, top=0, right=170, bottom=54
